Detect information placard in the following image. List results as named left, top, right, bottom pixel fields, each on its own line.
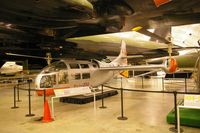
left=184, top=94, right=200, bottom=107
left=54, top=86, right=91, bottom=97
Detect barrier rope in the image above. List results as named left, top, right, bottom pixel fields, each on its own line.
left=103, top=85, right=200, bottom=95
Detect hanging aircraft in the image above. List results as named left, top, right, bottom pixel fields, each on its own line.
left=147, top=52, right=198, bottom=71
left=35, top=40, right=177, bottom=96
left=146, top=50, right=200, bottom=89
left=1, top=0, right=200, bottom=67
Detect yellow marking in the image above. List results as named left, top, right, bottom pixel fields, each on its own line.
left=131, top=26, right=143, bottom=31
left=120, top=70, right=129, bottom=78
left=185, top=95, right=194, bottom=101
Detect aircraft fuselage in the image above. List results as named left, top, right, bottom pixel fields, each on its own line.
left=35, top=60, right=116, bottom=91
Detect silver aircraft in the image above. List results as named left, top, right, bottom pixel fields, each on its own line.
left=0, top=62, right=23, bottom=76
left=35, top=40, right=177, bottom=96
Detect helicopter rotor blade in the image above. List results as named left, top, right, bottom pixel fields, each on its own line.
left=6, top=53, right=47, bottom=59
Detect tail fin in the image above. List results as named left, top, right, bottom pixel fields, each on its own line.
left=111, top=40, right=128, bottom=66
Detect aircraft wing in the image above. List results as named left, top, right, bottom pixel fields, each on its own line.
left=66, top=31, right=176, bottom=57
left=1, top=0, right=200, bottom=69
left=99, top=64, right=165, bottom=71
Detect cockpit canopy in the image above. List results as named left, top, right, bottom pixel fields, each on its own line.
left=41, top=61, right=67, bottom=74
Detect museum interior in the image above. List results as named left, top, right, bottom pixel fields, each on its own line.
left=1, top=0, right=200, bottom=133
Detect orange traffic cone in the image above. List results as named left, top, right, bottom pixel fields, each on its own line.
left=42, top=99, right=53, bottom=122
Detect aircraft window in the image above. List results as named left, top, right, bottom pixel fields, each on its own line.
left=80, top=64, right=89, bottom=69
left=71, top=73, right=81, bottom=80
left=42, top=61, right=67, bottom=73
left=40, top=74, right=56, bottom=88
left=93, top=64, right=98, bottom=68
left=55, top=62, right=67, bottom=70
left=74, top=73, right=81, bottom=80
left=69, top=64, right=80, bottom=69
left=58, top=72, right=68, bottom=84
left=82, top=73, right=90, bottom=79
left=43, top=66, right=56, bottom=73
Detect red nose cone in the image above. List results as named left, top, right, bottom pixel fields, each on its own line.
left=169, top=58, right=177, bottom=73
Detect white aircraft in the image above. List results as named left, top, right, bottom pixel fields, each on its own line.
left=0, top=62, right=23, bottom=76
left=35, top=40, right=177, bottom=96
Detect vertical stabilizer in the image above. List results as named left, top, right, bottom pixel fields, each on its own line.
left=111, top=40, right=127, bottom=66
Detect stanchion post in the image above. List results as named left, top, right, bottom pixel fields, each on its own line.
left=99, top=85, right=107, bottom=109
left=26, top=79, right=32, bottom=97
left=117, top=77, right=128, bottom=120
left=121, top=77, right=122, bottom=88
left=17, top=84, right=21, bottom=102
left=26, top=79, right=35, bottom=117
left=162, top=77, right=164, bottom=91
left=169, top=91, right=182, bottom=132
left=141, top=76, right=144, bottom=89
left=44, top=89, right=46, bottom=104
left=36, top=89, right=47, bottom=121
left=11, top=86, right=19, bottom=109
left=185, top=78, right=187, bottom=93
left=174, top=91, right=178, bottom=130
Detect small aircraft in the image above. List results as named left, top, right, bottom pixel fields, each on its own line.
left=0, top=61, right=23, bottom=76
left=35, top=40, right=177, bottom=96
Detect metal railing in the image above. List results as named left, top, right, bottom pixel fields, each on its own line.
left=100, top=77, right=200, bottom=132
left=11, top=79, right=46, bottom=117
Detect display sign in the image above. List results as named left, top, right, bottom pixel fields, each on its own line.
left=54, top=86, right=91, bottom=97
left=184, top=94, right=200, bottom=107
